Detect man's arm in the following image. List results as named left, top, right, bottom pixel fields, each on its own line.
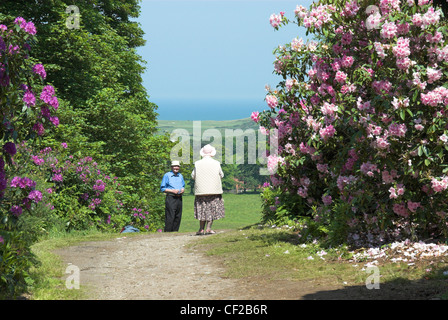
left=160, top=174, right=168, bottom=193
left=180, top=174, right=185, bottom=194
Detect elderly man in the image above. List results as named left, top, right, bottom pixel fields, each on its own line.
left=160, top=160, right=185, bottom=232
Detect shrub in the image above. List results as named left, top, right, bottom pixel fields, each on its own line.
left=18, top=142, right=164, bottom=232
left=0, top=17, right=59, bottom=296
left=258, top=0, right=448, bottom=247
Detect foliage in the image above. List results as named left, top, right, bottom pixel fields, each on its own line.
left=0, top=1, right=169, bottom=296
left=0, top=0, right=171, bottom=203
left=16, top=142, right=165, bottom=232
left=0, top=16, right=59, bottom=297
left=259, top=0, right=448, bottom=247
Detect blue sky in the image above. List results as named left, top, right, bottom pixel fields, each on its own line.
left=135, top=0, right=312, bottom=120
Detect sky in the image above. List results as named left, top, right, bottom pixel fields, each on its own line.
left=135, top=0, right=313, bottom=120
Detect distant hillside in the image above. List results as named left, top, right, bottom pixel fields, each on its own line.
left=157, top=118, right=259, bottom=138
left=157, top=117, right=268, bottom=191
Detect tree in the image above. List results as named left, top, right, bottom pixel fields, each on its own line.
left=0, top=0, right=171, bottom=201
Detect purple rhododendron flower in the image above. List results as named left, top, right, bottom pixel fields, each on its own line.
left=24, top=21, right=36, bottom=35
left=32, top=63, right=46, bottom=79
left=23, top=90, right=36, bottom=106
left=33, top=122, right=45, bottom=136
left=10, top=205, right=23, bottom=217
left=28, top=190, right=42, bottom=203
left=52, top=174, right=63, bottom=182
left=3, top=142, right=16, bottom=156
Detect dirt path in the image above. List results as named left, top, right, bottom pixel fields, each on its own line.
left=55, top=231, right=245, bottom=299
left=55, top=230, right=347, bottom=300
left=54, top=230, right=447, bottom=301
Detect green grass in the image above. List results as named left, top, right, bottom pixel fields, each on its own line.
left=189, top=228, right=448, bottom=299
left=178, top=193, right=263, bottom=233
left=28, top=229, right=140, bottom=300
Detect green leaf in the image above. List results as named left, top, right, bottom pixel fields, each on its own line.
left=400, top=109, right=405, bottom=120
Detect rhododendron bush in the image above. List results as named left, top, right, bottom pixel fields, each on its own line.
left=0, top=17, right=61, bottom=295
left=258, top=0, right=448, bottom=246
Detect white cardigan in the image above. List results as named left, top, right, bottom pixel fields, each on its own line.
left=191, top=156, right=224, bottom=195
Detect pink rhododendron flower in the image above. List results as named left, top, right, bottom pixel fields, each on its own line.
left=31, top=155, right=44, bottom=165
left=270, top=13, right=282, bottom=28
left=412, top=13, right=423, bottom=26
left=335, top=70, right=347, bottom=84
left=392, top=37, right=410, bottom=58
left=319, top=124, right=336, bottom=141
left=341, top=55, right=354, bottom=68
left=388, top=123, right=407, bottom=137
left=360, top=162, right=378, bottom=177
left=431, top=177, right=448, bottom=192
left=24, top=21, right=36, bottom=35
left=366, top=12, right=381, bottom=30
left=251, top=111, right=260, bottom=123
left=380, top=21, right=397, bottom=39
left=382, top=170, right=398, bottom=184
left=407, top=201, right=421, bottom=212
left=426, top=67, right=442, bottom=83
left=294, top=5, right=308, bottom=18
left=422, top=7, right=440, bottom=27
left=266, top=94, right=278, bottom=109
left=297, top=186, right=308, bottom=198
left=320, top=102, right=338, bottom=116
left=393, top=203, right=409, bottom=217
left=267, top=154, right=284, bottom=175
left=375, top=136, right=390, bottom=150
left=322, top=195, right=332, bottom=205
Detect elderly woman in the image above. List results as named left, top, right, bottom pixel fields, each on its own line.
left=191, top=144, right=225, bottom=235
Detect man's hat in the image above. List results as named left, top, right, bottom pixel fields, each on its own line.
left=171, top=160, right=181, bottom=167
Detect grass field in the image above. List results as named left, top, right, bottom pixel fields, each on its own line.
left=178, top=193, right=263, bottom=233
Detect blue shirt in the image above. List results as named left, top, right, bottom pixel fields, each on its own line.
left=160, top=171, right=185, bottom=193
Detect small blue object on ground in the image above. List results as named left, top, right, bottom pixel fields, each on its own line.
left=121, top=225, right=140, bottom=233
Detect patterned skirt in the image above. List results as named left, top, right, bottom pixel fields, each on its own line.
left=194, top=194, right=225, bottom=221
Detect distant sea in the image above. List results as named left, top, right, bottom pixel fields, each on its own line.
left=153, top=98, right=266, bottom=121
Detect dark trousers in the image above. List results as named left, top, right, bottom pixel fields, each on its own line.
left=165, top=194, right=182, bottom=232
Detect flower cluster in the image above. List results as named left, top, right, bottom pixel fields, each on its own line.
left=17, top=142, right=159, bottom=232
left=13, top=17, right=36, bottom=35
